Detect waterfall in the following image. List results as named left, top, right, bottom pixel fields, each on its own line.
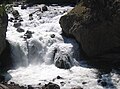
left=6, top=4, right=83, bottom=88
left=6, top=5, right=80, bottom=69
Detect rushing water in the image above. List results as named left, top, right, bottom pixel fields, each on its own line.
left=6, top=4, right=120, bottom=89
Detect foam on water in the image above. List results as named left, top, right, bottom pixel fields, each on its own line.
left=6, top=4, right=120, bottom=89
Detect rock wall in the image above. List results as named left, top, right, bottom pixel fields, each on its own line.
left=0, top=5, right=12, bottom=71
left=0, top=5, right=8, bottom=56
left=59, top=0, right=120, bottom=65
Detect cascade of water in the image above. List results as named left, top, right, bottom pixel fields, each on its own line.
left=6, top=5, right=80, bottom=68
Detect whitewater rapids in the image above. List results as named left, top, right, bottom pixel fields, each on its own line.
left=6, top=4, right=120, bottom=89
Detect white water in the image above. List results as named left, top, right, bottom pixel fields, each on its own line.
left=6, top=4, right=120, bottom=89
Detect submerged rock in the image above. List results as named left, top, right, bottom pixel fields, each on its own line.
left=59, top=0, right=120, bottom=65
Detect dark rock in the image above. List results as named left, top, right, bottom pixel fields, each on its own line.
left=101, top=81, right=107, bottom=87
left=10, top=82, right=15, bottom=85
left=19, top=19, right=24, bottom=22
left=97, top=79, right=107, bottom=87
left=38, top=83, right=41, bottom=85
left=21, top=5, right=27, bottom=9
left=0, top=75, right=5, bottom=82
left=57, top=76, right=63, bottom=79
left=50, top=34, right=55, bottom=38
left=60, top=82, right=65, bottom=86
left=14, top=20, right=17, bottom=23
left=16, top=28, right=25, bottom=33
left=71, top=87, right=83, bottom=89
left=42, top=6, right=48, bottom=11
left=29, top=14, right=33, bottom=17
left=24, top=30, right=33, bottom=39
left=13, top=22, right=21, bottom=28
left=28, top=85, right=34, bottom=89
left=12, top=10, right=20, bottom=19
left=29, top=16, right=33, bottom=20
left=42, top=82, right=60, bottom=89
left=82, top=82, right=87, bottom=85
left=0, top=7, right=12, bottom=71
left=29, top=14, right=33, bottom=20
left=0, top=41, right=13, bottom=72
left=13, top=2, right=19, bottom=7
left=59, top=0, right=120, bottom=65
left=0, top=6, right=8, bottom=55
left=54, top=53, right=72, bottom=69
left=8, top=17, right=14, bottom=22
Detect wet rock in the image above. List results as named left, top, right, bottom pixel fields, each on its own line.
left=42, top=6, right=48, bottom=11
left=16, top=28, right=25, bottom=33
left=97, top=79, right=107, bottom=87
left=12, top=10, right=20, bottom=19
left=13, top=22, right=21, bottom=28
left=29, top=14, right=33, bottom=17
left=82, top=82, right=87, bottom=85
left=60, top=82, right=65, bottom=86
left=38, top=83, right=41, bottom=85
left=42, top=82, right=60, bottom=89
left=28, top=85, right=34, bottom=89
left=54, top=52, right=72, bottom=69
left=29, top=14, right=33, bottom=20
left=50, top=34, right=55, bottom=38
left=19, top=19, right=24, bottom=22
left=57, top=76, right=63, bottom=79
left=13, top=2, right=19, bottom=7
left=8, top=17, right=14, bottom=22
left=10, top=82, right=15, bottom=85
left=21, top=5, right=27, bottom=9
left=59, top=0, right=120, bottom=65
left=24, top=30, right=33, bottom=39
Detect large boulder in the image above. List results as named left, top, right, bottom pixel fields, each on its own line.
left=59, top=0, right=120, bottom=64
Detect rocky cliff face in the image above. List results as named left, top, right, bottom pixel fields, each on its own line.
left=0, top=5, right=12, bottom=71
left=60, top=0, right=120, bottom=65
left=0, top=6, right=8, bottom=56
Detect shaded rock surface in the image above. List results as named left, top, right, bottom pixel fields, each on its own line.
left=54, top=52, right=72, bottom=69
left=0, top=6, right=13, bottom=72
left=42, top=82, right=60, bottom=89
left=0, top=6, right=8, bottom=55
left=59, top=0, right=120, bottom=65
